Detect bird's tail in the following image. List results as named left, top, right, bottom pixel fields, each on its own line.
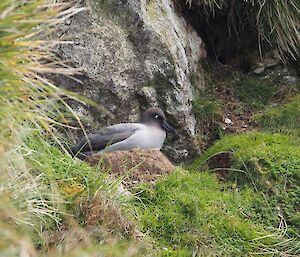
left=68, top=144, right=92, bottom=160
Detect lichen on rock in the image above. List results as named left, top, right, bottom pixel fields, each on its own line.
left=53, top=0, right=206, bottom=162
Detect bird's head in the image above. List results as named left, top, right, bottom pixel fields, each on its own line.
left=140, top=107, right=176, bottom=134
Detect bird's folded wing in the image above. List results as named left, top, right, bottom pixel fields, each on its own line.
left=71, top=123, right=143, bottom=154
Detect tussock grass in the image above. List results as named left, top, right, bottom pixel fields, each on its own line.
left=0, top=0, right=84, bottom=234
left=0, top=1, right=145, bottom=256
left=182, top=0, right=300, bottom=60
left=0, top=0, right=81, bottom=152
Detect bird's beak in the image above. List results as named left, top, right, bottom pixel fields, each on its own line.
left=162, top=120, right=176, bottom=134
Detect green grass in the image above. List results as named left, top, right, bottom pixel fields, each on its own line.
left=254, top=95, right=300, bottom=135
left=134, top=132, right=300, bottom=256
left=193, top=132, right=300, bottom=237
left=230, top=76, right=277, bottom=109
left=134, top=169, right=299, bottom=256
left=26, top=134, right=136, bottom=243
left=3, top=132, right=148, bottom=256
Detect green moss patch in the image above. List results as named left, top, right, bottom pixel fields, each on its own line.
left=254, top=95, right=300, bottom=135
left=230, top=76, right=277, bottom=109
left=192, top=132, right=300, bottom=237
left=134, top=169, right=299, bottom=256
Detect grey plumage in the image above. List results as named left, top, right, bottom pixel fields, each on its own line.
left=70, top=107, right=175, bottom=159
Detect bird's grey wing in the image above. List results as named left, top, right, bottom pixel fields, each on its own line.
left=71, top=123, right=143, bottom=155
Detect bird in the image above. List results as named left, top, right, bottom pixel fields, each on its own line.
left=70, top=107, right=176, bottom=159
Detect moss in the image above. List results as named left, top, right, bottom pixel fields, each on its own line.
left=192, top=97, right=221, bottom=121
left=134, top=169, right=298, bottom=256
left=192, top=132, right=300, bottom=237
left=254, top=95, right=300, bottom=135
left=230, top=75, right=277, bottom=109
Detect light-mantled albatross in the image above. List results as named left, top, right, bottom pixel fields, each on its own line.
left=70, top=107, right=176, bottom=159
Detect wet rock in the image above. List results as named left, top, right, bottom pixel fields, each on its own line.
left=86, top=149, right=175, bottom=188
left=52, top=0, right=207, bottom=162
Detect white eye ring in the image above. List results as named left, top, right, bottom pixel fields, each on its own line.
left=155, top=115, right=159, bottom=119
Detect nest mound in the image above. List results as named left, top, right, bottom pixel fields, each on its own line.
left=86, top=149, right=175, bottom=188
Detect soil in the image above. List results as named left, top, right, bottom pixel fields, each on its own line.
left=207, top=152, right=232, bottom=182
left=216, top=86, right=255, bottom=134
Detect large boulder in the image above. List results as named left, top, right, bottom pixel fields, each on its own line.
left=53, top=0, right=206, bottom=162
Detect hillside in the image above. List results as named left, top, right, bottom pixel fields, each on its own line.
left=0, top=0, right=299, bottom=256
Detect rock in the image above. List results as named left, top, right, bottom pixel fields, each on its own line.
left=52, top=0, right=207, bottom=162
left=86, top=149, right=175, bottom=188
left=283, top=76, right=297, bottom=83
left=253, top=67, right=265, bottom=74
left=224, top=118, right=232, bottom=125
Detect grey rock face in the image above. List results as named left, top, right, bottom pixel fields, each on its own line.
left=54, top=0, right=206, bottom=162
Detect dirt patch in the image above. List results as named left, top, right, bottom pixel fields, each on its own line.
left=216, top=86, right=255, bottom=134
left=207, top=152, right=232, bottom=182
left=86, top=149, right=175, bottom=188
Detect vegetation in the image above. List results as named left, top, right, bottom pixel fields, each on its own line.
left=230, top=76, right=277, bottom=109
left=135, top=112, right=300, bottom=255
left=135, top=168, right=299, bottom=256
left=255, top=94, right=300, bottom=135
left=192, top=97, right=221, bottom=121
left=0, top=0, right=145, bottom=256
left=194, top=132, right=300, bottom=231
left=1, top=0, right=299, bottom=256
left=182, top=0, right=300, bottom=60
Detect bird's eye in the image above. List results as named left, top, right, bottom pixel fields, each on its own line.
left=155, top=115, right=160, bottom=119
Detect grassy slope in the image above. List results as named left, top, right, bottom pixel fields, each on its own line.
left=23, top=135, right=147, bottom=255
left=1, top=0, right=299, bottom=256
left=255, top=94, right=300, bottom=135
left=135, top=170, right=299, bottom=256
left=134, top=135, right=300, bottom=256
left=0, top=1, right=148, bottom=256
left=134, top=75, right=300, bottom=256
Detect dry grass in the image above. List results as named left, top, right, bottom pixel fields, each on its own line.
left=0, top=1, right=144, bottom=256
left=0, top=1, right=84, bottom=255
left=183, top=0, right=300, bottom=60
